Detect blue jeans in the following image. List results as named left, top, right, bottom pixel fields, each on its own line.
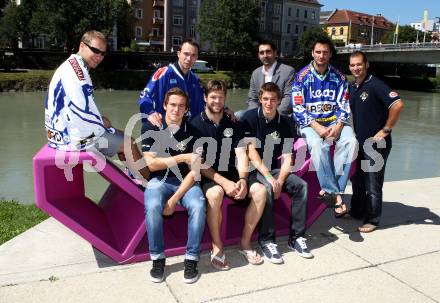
left=144, top=177, right=206, bottom=261
left=301, top=124, right=357, bottom=194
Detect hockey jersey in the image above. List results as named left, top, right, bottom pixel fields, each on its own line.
left=291, top=62, right=350, bottom=127
left=138, top=63, right=205, bottom=119
left=45, top=54, right=105, bottom=151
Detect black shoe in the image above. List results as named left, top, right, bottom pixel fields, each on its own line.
left=183, top=259, right=199, bottom=284
left=150, top=258, right=165, bottom=283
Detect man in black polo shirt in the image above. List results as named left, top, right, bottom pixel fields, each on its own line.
left=142, top=87, right=206, bottom=284
left=348, top=51, right=404, bottom=233
left=191, top=80, right=267, bottom=268
left=241, top=82, right=313, bottom=262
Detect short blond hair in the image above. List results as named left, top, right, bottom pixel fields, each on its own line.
left=81, top=30, right=107, bottom=44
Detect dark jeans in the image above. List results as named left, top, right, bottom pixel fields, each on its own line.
left=256, top=169, right=308, bottom=245
left=350, top=145, right=391, bottom=225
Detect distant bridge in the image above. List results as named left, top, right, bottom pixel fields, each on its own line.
left=336, top=43, right=440, bottom=64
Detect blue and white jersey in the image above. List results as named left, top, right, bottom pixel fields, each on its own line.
left=291, top=62, right=350, bottom=128
left=45, top=54, right=105, bottom=151
left=138, top=63, right=205, bottom=119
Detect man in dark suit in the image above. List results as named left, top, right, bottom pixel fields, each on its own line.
left=247, top=42, right=295, bottom=115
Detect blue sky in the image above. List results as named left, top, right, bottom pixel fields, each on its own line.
left=319, top=0, right=440, bottom=25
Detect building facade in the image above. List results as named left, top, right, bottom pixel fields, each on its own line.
left=323, top=9, right=393, bottom=45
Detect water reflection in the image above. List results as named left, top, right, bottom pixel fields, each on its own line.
left=0, top=89, right=439, bottom=204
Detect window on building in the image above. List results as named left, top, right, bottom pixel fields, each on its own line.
left=304, top=10, right=308, bottom=19
left=154, top=10, right=160, bottom=18
left=260, top=20, right=265, bottom=31
left=36, top=37, right=44, bottom=49
left=284, top=41, right=289, bottom=50
left=261, top=1, right=266, bottom=15
left=288, top=7, right=291, bottom=17
left=340, top=27, right=344, bottom=35
left=152, top=28, right=159, bottom=37
left=274, top=3, right=281, bottom=16
left=287, top=23, right=291, bottom=33
left=295, top=24, right=299, bottom=34
left=135, top=26, right=142, bottom=38
left=173, top=15, right=183, bottom=26
left=331, top=27, right=336, bottom=35
left=172, top=0, right=183, bottom=7
left=296, top=8, right=300, bottom=18
left=312, top=11, right=316, bottom=20
left=303, top=25, right=307, bottom=32
left=189, top=25, right=195, bottom=37
left=172, top=36, right=182, bottom=47
left=136, top=9, right=143, bottom=19
left=273, top=20, right=280, bottom=33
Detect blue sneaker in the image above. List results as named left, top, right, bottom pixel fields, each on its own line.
left=261, top=242, right=283, bottom=264
left=288, top=237, right=314, bottom=259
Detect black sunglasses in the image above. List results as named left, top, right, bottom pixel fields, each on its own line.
left=83, top=41, right=106, bottom=56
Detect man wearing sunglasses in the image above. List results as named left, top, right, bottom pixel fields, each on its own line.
left=45, top=30, right=149, bottom=182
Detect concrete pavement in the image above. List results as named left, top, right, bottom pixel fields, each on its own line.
left=1, top=177, right=440, bottom=303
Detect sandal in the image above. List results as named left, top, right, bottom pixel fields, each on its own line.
left=334, top=202, right=348, bottom=218
left=317, top=192, right=337, bottom=207
left=239, top=249, right=263, bottom=265
left=210, top=251, right=230, bottom=271
left=358, top=223, right=377, bottom=233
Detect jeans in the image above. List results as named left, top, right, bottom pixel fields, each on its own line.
left=256, top=169, right=308, bottom=245
left=144, top=177, right=206, bottom=261
left=301, top=124, right=357, bottom=194
left=350, top=145, right=391, bottom=225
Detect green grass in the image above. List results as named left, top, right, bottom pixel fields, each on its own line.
left=0, top=200, right=49, bottom=245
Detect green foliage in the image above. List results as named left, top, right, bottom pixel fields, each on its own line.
left=0, top=70, right=54, bottom=91
left=0, top=0, right=134, bottom=50
left=382, top=25, right=432, bottom=44
left=0, top=200, right=49, bottom=245
left=297, top=26, right=332, bottom=65
left=198, top=0, right=260, bottom=55
left=0, top=2, right=24, bottom=48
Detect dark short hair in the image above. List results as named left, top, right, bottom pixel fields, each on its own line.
left=349, top=51, right=368, bottom=63
left=312, top=36, right=335, bottom=54
left=259, top=82, right=282, bottom=100
left=178, top=39, right=200, bottom=52
left=164, top=87, right=189, bottom=109
left=258, top=41, right=277, bottom=53
left=204, top=79, right=227, bottom=97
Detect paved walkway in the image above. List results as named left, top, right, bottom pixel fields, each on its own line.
left=1, top=177, right=440, bottom=303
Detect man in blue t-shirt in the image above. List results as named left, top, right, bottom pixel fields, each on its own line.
left=348, top=51, right=404, bottom=233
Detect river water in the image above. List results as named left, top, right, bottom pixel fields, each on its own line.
left=1, top=89, right=439, bottom=204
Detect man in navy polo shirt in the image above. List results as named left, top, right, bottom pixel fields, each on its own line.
left=191, top=80, right=267, bottom=268
left=241, top=82, right=313, bottom=263
left=142, top=87, right=206, bottom=283
left=348, top=51, right=404, bottom=233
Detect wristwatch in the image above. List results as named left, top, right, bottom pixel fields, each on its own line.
left=382, top=127, right=392, bottom=134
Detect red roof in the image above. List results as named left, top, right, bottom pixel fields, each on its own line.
left=326, top=9, right=393, bottom=30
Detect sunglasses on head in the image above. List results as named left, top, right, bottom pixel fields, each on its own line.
left=83, top=41, right=106, bottom=56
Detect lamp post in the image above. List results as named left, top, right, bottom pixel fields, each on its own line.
left=370, top=15, right=375, bottom=45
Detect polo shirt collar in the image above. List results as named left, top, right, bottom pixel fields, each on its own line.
left=257, top=106, right=281, bottom=124
left=201, top=110, right=227, bottom=126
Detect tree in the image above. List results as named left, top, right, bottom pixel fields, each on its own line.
left=0, top=2, right=24, bottom=48
left=198, top=0, right=260, bottom=55
left=382, top=25, right=432, bottom=44
left=297, top=26, right=333, bottom=65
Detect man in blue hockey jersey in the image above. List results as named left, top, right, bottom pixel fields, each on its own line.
left=291, top=37, right=357, bottom=217
left=138, top=39, right=205, bottom=127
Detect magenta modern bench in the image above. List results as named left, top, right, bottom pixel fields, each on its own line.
left=33, top=140, right=328, bottom=264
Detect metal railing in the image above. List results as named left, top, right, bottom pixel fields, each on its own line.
left=336, top=42, right=440, bottom=53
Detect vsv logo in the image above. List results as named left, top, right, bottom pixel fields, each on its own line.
left=310, top=89, right=335, bottom=99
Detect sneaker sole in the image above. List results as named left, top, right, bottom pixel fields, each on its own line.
left=183, top=274, right=200, bottom=284
left=150, top=275, right=164, bottom=283
left=263, top=255, right=284, bottom=264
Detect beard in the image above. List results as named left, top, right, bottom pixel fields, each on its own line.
left=206, top=103, right=224, bottom=115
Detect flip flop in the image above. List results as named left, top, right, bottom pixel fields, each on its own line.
left=358, top=223, right=377, bottom=233
left=334, top=202, right=348, bottom=218
left=210, top=251, right=230, bottom=271
left=317, top=192, right=337, bottom=207
left=239, top=249, right=263, bottom=265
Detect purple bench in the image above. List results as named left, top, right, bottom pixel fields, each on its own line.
left=33, top=140, right=327, bottom=264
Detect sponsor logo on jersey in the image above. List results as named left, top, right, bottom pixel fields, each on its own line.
left=294, top=95, right=303, bottom=105
left=68, top=58, right=85, bottom=81
left=47, top=128, right=64, bottom=143
left=269, top=131, right=280, bottom=140
left=176, top=140, right=187, bottom=151
left=306, top=103, right=337, bottom=113
left=310, top=89, right=335, bottom=99
left=343, top=92, right=349, bottom=101
left=170, top=78, right=177, bottom=84
left=389, top=91, right=398, bottom=98
left=152, top=66, right=168, bottom=81
left=360, top=91, right=368, bottom=101
left=223, top=128, right=233, bottom=138
left=298, top=66, right=310, bottom=81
